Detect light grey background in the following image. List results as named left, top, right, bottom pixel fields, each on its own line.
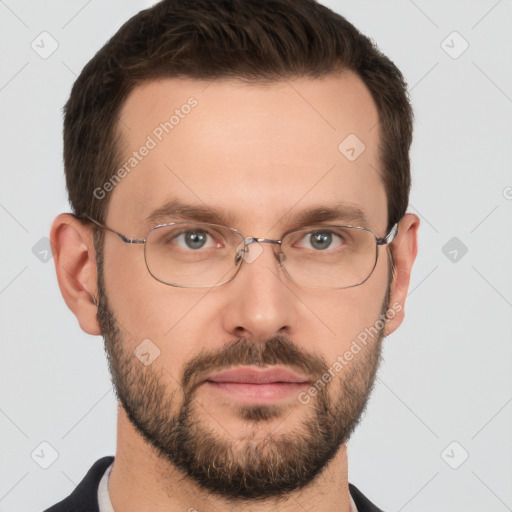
left=1, top=1, right=511, bottom=511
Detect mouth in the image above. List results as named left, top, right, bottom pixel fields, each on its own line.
left=203, top=366, right=312, bottom=404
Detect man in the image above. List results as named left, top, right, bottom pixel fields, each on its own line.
left=46, top=0, right=419, bottom=510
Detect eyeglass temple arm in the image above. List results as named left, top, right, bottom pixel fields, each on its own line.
left=376, top=222, right=398, bottom=245
left=82, top=215, right=145, bottom=244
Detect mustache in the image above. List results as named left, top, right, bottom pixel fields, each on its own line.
left=182, top=335, right=329, bottom=397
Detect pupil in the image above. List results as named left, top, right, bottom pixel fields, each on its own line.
left=311, top=232, right=331, bottom=250
left=186, top=231, right=206, bottom=249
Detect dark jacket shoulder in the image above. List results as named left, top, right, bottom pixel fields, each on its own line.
left=43, top=456, right=114, bottom=512
left=349, top=483, right=386, bottom=512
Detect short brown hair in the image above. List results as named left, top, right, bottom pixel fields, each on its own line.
left=64, top=0, right=413, bottom=232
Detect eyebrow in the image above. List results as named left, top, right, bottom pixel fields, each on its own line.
left=145, top=199, right=370, bottom=229
left=282, top=203, right=370, bottom=228
left=146, top=199, right=236, bottom=227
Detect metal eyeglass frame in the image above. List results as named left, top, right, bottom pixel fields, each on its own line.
left=82, top=214, right=399, bottom=289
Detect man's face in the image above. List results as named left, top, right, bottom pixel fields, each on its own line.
left=98, top=73, right=392, bottom=499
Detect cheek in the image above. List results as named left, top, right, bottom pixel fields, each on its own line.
left=103, top=244, right=156, bottom=333
left=104, top=246, right=225, bottom=376
left=302, top=266, right=389, bottom=365
left=102, top=244, right=213, bottom=366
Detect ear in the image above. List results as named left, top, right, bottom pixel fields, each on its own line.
left=384, top=213, right=420, bottom=336
left=50, top=213, right=101, bottom=335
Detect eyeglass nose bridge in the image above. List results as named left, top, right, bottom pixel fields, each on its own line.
left=235, top=237, right=283, bottom=265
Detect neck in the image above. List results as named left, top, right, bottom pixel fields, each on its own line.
left=108, top=406, right=353, bottom=512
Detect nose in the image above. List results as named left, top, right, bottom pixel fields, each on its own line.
left=220, top=241, right=297, bottom=341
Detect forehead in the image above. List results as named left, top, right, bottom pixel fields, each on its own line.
left=108, top=73, right=386, bottom=235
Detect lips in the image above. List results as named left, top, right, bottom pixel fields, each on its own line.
left=206, top=367, right=310, bottom=385
left=202, top=367, right=313, bottom=403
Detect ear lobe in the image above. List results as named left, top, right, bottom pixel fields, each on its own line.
left=50, top=214, right=101, bottom=335
left=384, top=213, right=420, bottom=336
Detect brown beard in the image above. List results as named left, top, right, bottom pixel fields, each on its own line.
left=96, top=245, right=388, bottom=500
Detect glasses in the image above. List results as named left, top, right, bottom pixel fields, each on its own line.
left=84, top=215, right=398, bottom=290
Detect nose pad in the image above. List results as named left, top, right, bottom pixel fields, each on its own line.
left=276, top=251, right=286, bottom=264
left=235, top=240, right=264, bottom=264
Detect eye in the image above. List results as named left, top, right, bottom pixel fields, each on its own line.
left=296, top=230, right=344, bottom=251
left=173, top=229, right=219, bottom=250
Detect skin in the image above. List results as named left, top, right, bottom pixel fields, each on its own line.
left=51, top=71, right=419, bottom=512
